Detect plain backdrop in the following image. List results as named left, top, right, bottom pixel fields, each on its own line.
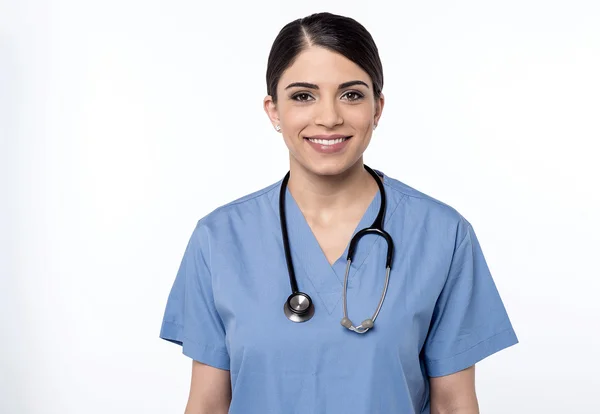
left=1, top=0, right=599, bottom=413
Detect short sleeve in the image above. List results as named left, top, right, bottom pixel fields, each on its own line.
left=423, top=220, right=518, bottom=377
left=159, top=221, right=230, bottom=370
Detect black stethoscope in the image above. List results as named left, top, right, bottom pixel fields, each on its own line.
left=279, top=164, right=395, bottom=334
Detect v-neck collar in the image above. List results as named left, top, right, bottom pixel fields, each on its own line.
left=270, top=169, right=397, bottom=315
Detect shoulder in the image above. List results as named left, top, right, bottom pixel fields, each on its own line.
left=381, top=171, right=472, bottom=240
left=193, top=179, right=281, bottom=235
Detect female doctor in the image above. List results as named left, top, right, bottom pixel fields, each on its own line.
left=160, top=12, right=518, bottom=414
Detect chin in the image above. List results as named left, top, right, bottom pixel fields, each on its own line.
left=303, top=159, right=360, bottom=177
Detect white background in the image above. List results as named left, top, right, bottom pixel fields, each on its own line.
left=1, top=0, right=599, bottom=412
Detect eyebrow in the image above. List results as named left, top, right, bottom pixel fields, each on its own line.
left=284, top=80, right=370, bottom=90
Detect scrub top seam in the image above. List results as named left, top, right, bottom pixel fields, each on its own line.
left=163, top=320, right=183, bottom=328
left=423, top=327, right=515, bottom=363
left=265, top=185, right=287, bottom=230
left=382, top=178, right=461, bottom=215
left=182, top=335, right=229, bottom=356
left=445, top=224, right=473, bottom=282
left=208, top=181, right=281, bottom=214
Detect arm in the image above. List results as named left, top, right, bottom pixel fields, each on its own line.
left=184, top=360, right=232, bottom=414
left=429, top=365, right=479, bottom=414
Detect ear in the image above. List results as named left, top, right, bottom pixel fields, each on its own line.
left=263, top=95, right=280, bottom=130
left=374, top=93, right=385, bottom=126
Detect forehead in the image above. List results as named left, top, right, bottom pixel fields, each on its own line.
left=279, top=46, right=371, bottom=87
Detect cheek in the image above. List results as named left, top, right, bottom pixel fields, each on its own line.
left=347, top=106, right=374, bottom=126
left=280, top=107, right=311, bottom=131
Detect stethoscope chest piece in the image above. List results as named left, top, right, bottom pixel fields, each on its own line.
left=283, top=292, right=315, bottom=322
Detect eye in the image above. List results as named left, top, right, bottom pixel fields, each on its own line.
left=342, top=91, right=364, bottom=101
left=291, top=93, right=314, bottom=102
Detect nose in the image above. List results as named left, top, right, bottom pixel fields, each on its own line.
left=314, top=99, right=343, bottom=128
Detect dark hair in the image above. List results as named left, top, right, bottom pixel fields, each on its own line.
left=266, top=12, right=384, bottom=104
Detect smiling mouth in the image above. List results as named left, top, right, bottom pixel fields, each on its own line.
left=305, top=136, right=352, bottom=145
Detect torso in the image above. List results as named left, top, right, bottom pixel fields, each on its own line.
left=175, top=171, right=489, bottom=413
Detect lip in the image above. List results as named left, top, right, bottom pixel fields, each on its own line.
left=304, top=135, right=352, bottom=154
left=304, top=134, right=349, bottom=140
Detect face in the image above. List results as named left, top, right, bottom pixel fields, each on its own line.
left=264, top=46, right=384, bottom=177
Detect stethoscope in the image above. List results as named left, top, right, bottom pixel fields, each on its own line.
left=280, top=164, right=395, bottom=334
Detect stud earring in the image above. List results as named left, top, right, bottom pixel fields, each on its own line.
left=374, top=124, right=378, bottom=130
left=275, top=125, right=281, bottom=132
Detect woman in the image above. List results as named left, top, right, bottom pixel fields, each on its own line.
left=160, top=12, right=518, bottom=414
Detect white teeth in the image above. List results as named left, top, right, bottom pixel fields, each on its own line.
left=308, top=137, right=348, bottom=145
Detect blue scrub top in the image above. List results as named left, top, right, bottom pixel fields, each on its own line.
left=160, top=170, right=518, bottom=413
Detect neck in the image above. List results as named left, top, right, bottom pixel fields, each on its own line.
left=286, top=158, right=381, bottom=221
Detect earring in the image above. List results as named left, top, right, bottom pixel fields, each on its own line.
left=275, top=125, right=281, bottom=132
left=374, top=124, right=378, bottom=130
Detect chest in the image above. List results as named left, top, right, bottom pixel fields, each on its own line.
left=211, top=232, right=448, bottom=375
left=308, top=220, right=359, bottom=265
left=299, top=195, right=374, bottom=266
